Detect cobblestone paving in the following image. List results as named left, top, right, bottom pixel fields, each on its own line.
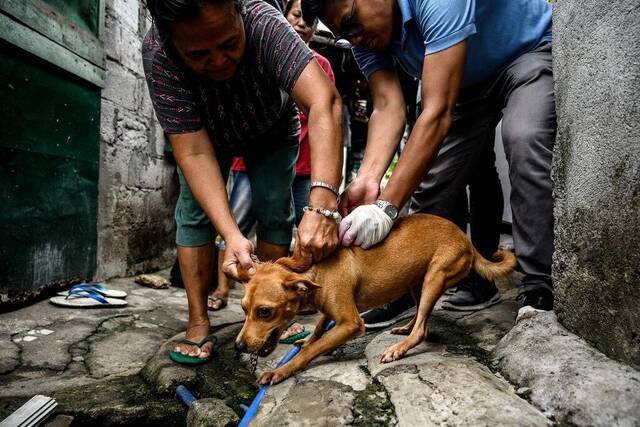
left=1, top=271, right=638, bottom=426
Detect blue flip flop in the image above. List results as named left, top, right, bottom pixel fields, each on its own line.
left=50, top=288, right=128, bottom=308
left=57, top=282, right=127, bottom=299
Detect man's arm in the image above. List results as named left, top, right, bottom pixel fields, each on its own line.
left=380, top=41, right=467, bottom=208
left=291, top=59, right=343, bottom=260
left=339, top=69, right=406, bottom=214
left=169, top=130, right=254, bottom=278
left=358, top=69, right=407, bottom=185
left=339, top=41, right=467, bottom=248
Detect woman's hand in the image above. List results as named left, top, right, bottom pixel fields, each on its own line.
left=296, top=211, right=339, bottom=262
left=221, top=234, right=256, bottom=282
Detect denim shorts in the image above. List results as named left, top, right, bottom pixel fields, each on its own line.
left=175, top=138, right=299, bottom=247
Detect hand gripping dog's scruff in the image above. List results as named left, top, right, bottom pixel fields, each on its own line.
left=235, top=214, right=517, bottom=385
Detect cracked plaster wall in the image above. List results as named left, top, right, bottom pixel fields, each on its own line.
left=97, top=0, right=178, bottom=279
left=552, top=0, right=640, bottom=368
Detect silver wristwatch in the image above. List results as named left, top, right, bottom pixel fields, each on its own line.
left=375, top=199, right=399, bottom=221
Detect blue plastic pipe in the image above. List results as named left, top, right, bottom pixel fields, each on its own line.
left=176, top=385, right=197, bottom=407
left=238, top=320, right=335, bottom=427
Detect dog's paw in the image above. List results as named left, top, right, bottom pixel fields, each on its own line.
left=258, top=368, right=290, bottom=385
left=380, top=344, right=407, bottom=363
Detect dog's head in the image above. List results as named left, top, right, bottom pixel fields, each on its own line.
left=235, top=262, right=320, bottom=357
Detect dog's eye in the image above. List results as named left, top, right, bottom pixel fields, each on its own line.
left=256, top=307, right=272, bottom=319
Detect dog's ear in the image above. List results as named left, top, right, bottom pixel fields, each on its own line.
left=276, top=243, right=313, bottom=273
left=282, top=278, right=321, bottom=295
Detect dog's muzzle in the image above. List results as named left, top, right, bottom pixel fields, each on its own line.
left=258, top=328, right=280, bottom=357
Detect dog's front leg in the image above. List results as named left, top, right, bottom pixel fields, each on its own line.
left=297, top=315, right=330, bottom=348
left=258, top=320, right=363, bottom=385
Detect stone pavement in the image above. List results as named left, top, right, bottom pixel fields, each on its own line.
left=1, top=271, right=639, bottom=426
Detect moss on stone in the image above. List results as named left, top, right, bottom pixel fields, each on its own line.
left=351, top=369, right=396, bottom=426
left=52, top=375, right=185, bottom=426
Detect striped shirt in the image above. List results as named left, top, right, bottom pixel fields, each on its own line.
left=142, top=0, right=314, bottom=155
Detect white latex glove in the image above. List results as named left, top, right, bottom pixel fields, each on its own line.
left=338, top=204, right=393, bottom=249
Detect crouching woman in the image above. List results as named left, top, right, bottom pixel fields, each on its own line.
left=143, top=0, right=342, bottom=363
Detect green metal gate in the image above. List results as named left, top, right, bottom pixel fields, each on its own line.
left=0, top=0, right=105, bottom=307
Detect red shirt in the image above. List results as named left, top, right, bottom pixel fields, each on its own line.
left=231, top=50, right=335, bottom=175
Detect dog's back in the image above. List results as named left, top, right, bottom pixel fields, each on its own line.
left=314, top=214, right=475, bottom=312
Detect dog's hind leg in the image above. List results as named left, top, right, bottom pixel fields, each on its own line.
left=391, top=316, right=415, bottom=335
left=380, top=269, right=446, bottom=363
left=391, top=288, right=420, bottom=335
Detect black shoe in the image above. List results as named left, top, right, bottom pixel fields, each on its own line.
left=517, top=287, right=553, bottom=311
left=441, top=275, right=501, bottom=312
left=362, top=295, right=416, bottom=330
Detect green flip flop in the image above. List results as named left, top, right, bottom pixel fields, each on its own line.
left=169, top=334, right=217, bottom=365
left=279, top=322, right=311, bottom=345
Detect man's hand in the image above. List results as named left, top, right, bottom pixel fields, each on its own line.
left=297, top=211, right=339, bottom=262
left=221, top=235, right=256, bottom=282
left=338, top=177, right=380, bottom=217
left=339, top=204, right=393, bottom=249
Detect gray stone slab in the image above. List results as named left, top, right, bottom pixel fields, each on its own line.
left=493, top=311, right=640, bottom=426
left=187, top=398, right=238, bottom=427
left=141, top=331, right=200, bottom=395
left=86, top=325, right=170, bottom=378
left=0, top=336, right=20, bottom=374
left=299, top=359, right=370, bottom=392
left=253, top=379, right=356, bottom=426
left=0, top=369, right=97, bottom=398
left=365, top=331, right=448, bottom=378
left=366, top=332, right=548, bottom=426
left=18, top=319, right=98, bottom=371
left=51, top=375, right=184, bottom=426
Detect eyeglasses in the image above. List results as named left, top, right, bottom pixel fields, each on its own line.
left=337, top=0, right=363, bottom=40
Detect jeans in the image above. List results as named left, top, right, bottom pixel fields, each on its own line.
left=410, top=43, right=556, bottom=292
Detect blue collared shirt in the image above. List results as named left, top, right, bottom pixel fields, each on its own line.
left=353, top=0, right=552, bottom=87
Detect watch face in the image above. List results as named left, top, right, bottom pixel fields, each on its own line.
left=384, top=204, right=398, bottom=219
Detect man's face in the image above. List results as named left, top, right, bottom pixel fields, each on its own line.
left=170, top=2, right=246, bottom=81
left=321, top=0, right=395, bottom=52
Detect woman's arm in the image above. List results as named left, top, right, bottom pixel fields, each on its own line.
left=169, top=129, right=255, bottom=278
left=291, top=59, right=343, bottom=260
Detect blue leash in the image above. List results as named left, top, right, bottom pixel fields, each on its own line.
left=238, top=320, right=335, bottom=427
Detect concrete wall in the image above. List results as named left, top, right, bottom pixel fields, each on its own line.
left=552, top=0, right=640, bottom=368
left=97, top=0, right=178, bottom=279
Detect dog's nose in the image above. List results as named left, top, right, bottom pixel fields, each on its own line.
left=235, top=339, right=248, bottom=353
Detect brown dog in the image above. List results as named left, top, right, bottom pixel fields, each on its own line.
left=235, top=213, right=516, bottom=385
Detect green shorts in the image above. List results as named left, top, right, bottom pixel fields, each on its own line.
left=175, top=139, right=299, bottom=247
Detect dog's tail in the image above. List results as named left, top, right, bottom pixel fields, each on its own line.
left=472, top=248, right=517, bottom=281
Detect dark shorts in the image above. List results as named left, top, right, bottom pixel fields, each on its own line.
left=175, top=136, right=299, bottom=247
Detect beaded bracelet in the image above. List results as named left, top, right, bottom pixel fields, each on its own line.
left=303, top=205, right=342, bottom=223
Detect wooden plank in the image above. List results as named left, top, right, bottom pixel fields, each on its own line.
left=20, top=400, right=57, bottom=426
left=0, top=395, right=57, bottom=427
left=0, top=12, right=105, bottom=87
left=0, top=0, right=104, bottom=68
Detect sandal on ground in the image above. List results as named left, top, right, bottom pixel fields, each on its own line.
left=57, top=282, right=127, bottom=299
left=50, top=288, right=128, bottom=308
left=207, top=295, right=228, bottom=311
left=169, top=334, right=218, bottom=365
left=279, top=321, right=310, bottom=344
